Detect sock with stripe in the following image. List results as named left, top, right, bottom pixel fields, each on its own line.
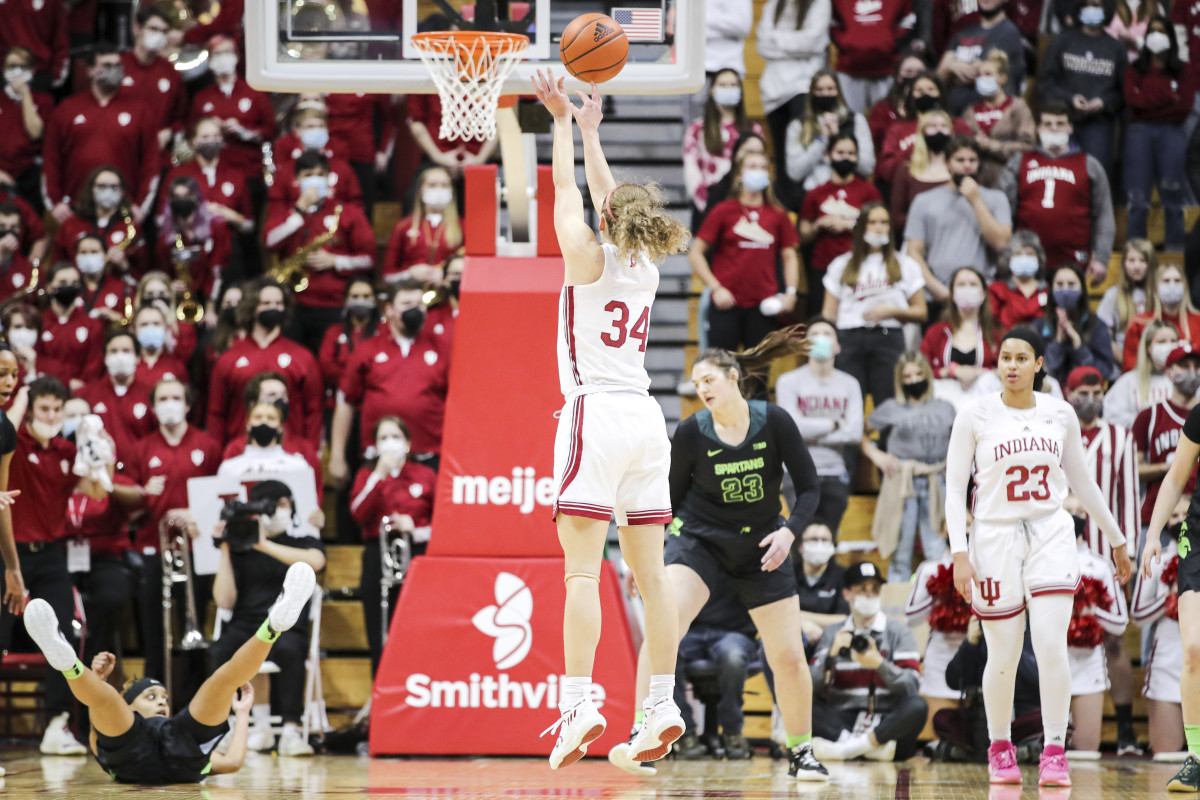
left=787, top=733, right=812, bottom=749
left=255, top=618, right=280, bottom=643
left=62, top=659, right=84, bottom=680
left=1187, top=725, right=1200, bottom=756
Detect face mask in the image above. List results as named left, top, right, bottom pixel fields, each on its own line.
left=298, top=175, right=328, bottom=201
left=1146, top=31, right=1172, bottom=54
left=53, top=285, right=81, bottom=307
left=346, top=299, right=374, bottom=320
left=1079, top=5, right=1106, bottom=25
left=864, top=231, right=890, bottom=248
left=1039, top=130, right=1070, bottom=151
left=299, top=128, right=329, bottom=151
left=62, top=417, right=80, bottom=439
left=975, top=75, right=999, bottom=97
left=93, top=187, right=121, bottom=209
left=902, top=379, right=928, bottom=400
left=853, top=593, right=882, bottom=618
left=742, top=169, right=770, bottom=192
left=1070, top=395, right=1103, bottom=423
left=105, top=351, right=137, bottom=378
left=811, top=94, right=838, bottom=114
left=154, top=398, right=186, bottom=426
left=809, top=334, right=834, bottom=362
left=377, top=437, right=409, bottom=461
left=422, top=187, right=453, bottom=209
left=1160, top=282, right=1186, bottom=306
left=1151, top=341, right=1177, bottom=368
left=7, top=327, right=36, bottom=350
left=800, top=540, right=835, bottom=567
left=137, top=325, right=165, bottom=351
left=75, top=253, right=105, bottom=276
left=249, top=423, right=280, bottom=447
left=4, top=68, right=32, bottom=86
left=94, top=64, right=123, bottom=91
left=1173, top=372, right=1200, bottom=397
left=30, top=419, right=62, bottom=440
left=142, top=30, right=168, bottom=52
left=712, top=86, right=741, bottom=107
left=145, top=294, right=170, bottom=306
left=1009, top=254, right=1039, bottom=278
left=170, top=196, right=197, bottom=218
left=830, top=158, right=857, bottom=178
left=923, top=131, right=951, bottom=154
left=262, top=506, right=290, bottom=535
left=209, top=52, right=238, bottom=75
left=913, top=94, right=940, bottom=113
left=400, top=307, right=426, bottom=336
left=448, top=278, right=461, bottom=299
left=954, top=285, right=984, bottom=310
left=194, top=140, right=224, bottom=160
left=257, top=308, right=284, bottom=330
left=979, top=3, right=1005, bottom=19
left=220, top=306, right=238, bottom=325
left=951, top=172, right=967, bottom=187
left=1053, top=287, right=1082, bottom=309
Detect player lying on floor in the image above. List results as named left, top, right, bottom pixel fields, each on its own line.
left=21, top=562, right=316, bottom=784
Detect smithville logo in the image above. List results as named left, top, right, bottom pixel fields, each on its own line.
left=451, top=468, right=555, bottom=515
left=473, top=573, right=533, bottom=669
left=594, top=23, right=614, bottom=41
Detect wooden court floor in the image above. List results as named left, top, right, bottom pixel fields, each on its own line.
left=0, top=748, right=1188, bottom=799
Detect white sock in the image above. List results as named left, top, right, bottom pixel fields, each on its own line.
left=1028, top=593, right=1074, bottom=749
left=980, top=614, right=1026, bottom=743
left=648, top=674, right=674, bottom=701
left=251, top=703, right=271, bottom=728
left=560, top=676, right=590, bottom=708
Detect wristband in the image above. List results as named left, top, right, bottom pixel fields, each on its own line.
left=785, top=286, right=797, bottom=296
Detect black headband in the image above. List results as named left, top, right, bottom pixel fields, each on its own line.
left=123, top=677, right=164, bottom=704
left=1000, top=327, right=1045, bottom=360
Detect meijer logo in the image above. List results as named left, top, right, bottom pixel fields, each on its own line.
left=472, top=572, right=533, bottom=669
left=451, top=467, right=555, bottom=514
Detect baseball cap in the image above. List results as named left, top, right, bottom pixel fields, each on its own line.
left=1066, top=365, right=1103, bottom=391
left=1166, top=342, right=1200, bottom=369
left=843, top=561, right=884, bottom=589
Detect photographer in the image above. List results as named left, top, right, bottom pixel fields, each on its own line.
left=209, top=480, right=325, bottom=757
left=809, top=562, right=928, bottom=762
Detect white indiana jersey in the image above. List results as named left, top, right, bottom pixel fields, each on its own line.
left=963, top=392, right=1077, bottom=523
left=557, top=243, right=657, bottom=398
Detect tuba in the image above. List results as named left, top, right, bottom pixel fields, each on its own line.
left=172, top=234, right=205, bottom=323
left=160, top=516, right=208, bottom=700
left=378, top=515, right=412, bottom=646
left=271, top=203, right=342, bottom=294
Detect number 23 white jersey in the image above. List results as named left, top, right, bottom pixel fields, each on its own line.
left=961, top=392, right=1077, bottom=523
left=558, top=243, right=657, bottom=398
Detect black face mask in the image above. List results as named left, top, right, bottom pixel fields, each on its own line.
left=811, top=95, right=838, bottom=114
left=249, top=423, right=280, bottom=447
left=220, top=306, right=238, bottom=325
left=1170, top=521, right=1185, bottom=541
left=951, top=172, right=966, bottom=186
left=0, top=228, right=17, bottom=240
left=448, top=278, right=461, bottom=300
left=257, top=308, right=285, bottom=330
left=830, top=158, right=857, bottom=178
left=979, top=4, right=1005, bottom=19
left=194, top=141, right=224, bottom=161
left=170, top=196, right=197, bottom=218
left=346, top=300, right=374, bottom=320
left=145, top=294, right=170, bottom=306
left=400, top=307, right=426, bottom=336
left=902, top=379, right=929, bottom=400
left=924, top=132, right=951, bottom=154
left=54, top=285, right=81, bottom=307
left=913, top=94, right=940, bottom=113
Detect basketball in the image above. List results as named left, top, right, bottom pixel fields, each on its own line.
left=559, top=13, right=628, bottom=83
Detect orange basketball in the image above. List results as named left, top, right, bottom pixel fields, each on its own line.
left=559, top=13, right=628, bottom=83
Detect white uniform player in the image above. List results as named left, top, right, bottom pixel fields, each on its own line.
left=553, top=242, right=673, bottom=527
left=1068, top=542, right=1128, bottom=696
left=905, top=550, right=965, bottom=700
left=1133, top=555, right=1183, bottom=704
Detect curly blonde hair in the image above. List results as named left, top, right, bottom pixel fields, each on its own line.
left=601, top=182, right=691, bottom=263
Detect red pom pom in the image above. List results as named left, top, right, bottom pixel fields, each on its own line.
left=927, top=563, right=971, bottom=633
left=1067, top=614, right=1104, bottom=647
left=1163, top=555, right=1180, bottom=589
left=1166, top=594, right=1180, bottom=621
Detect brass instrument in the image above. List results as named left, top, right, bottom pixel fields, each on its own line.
left=160, top=516, right=208, bottom=701
left=271, top=203, right=342, bottom=294
left=262, top=142, right=276, bottom=188
left=172, top=234, right=205, bottom=323
left=378, top=515, right=412, bottom=646
left=115, top=208, right=137, bottom=253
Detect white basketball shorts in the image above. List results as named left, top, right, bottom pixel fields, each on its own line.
left=1144, top=620, right=1182, bottom=703
left=919, top=630, right=966, bottom=700
left=969, top=509, right=1081, bottom=620
left=552, top=391, right=672, bottom=526
left=1068, top=645, right=1109, bottom=695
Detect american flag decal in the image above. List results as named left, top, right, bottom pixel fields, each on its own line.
left=612, top=7, right=664, bottom=41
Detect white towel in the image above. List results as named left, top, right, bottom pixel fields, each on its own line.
left=72, top=414, right=114, bottom=492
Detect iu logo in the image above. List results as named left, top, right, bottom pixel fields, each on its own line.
left=471, top=572, right=533, bottom=670
left=979, top=577, right=1002, bottom=608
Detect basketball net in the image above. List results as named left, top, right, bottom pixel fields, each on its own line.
left=410, top=31, right=529, bottom=142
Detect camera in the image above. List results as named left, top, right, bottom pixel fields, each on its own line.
left=219, top=498, right=276, bottom=553
left=839, top=629, right=876, bottom=657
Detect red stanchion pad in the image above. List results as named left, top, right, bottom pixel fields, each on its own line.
left=369, top=557, right=636, bottom=756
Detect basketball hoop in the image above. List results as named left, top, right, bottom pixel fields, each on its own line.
left=410, top=31, right=529, bottom=142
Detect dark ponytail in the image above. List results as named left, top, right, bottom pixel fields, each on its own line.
left=694, top=324, right=811, bottom=397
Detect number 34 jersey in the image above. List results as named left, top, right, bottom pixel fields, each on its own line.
left=558, top=242, right=656, bottom=398
left=963, top=392, right=1077, bottom=524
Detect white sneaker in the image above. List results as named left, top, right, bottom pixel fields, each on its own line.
left=267, top=563, right=317, bottom=635
left=627, top=697, right=684, bottom=762
left=23, top=600, right=77, bottom=671
left=607, top=727, right=658, bottom=776
left=542, top=698, right=606, bottom=769
left=39, top=713, right=86, bottom=756
left=246, top=730, right=276, bottom=752
left=0, top=763, right=6, bottom=777
left=277, top=726, right=314, bottom=757
left=864, top=738, right=897, bottom=762
left=813, top=732, right=872, bottom=762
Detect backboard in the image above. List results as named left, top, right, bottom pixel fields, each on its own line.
left=244, top=0, right=703, bottom=95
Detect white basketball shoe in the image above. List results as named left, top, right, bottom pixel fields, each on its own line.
left=542, top=697, right=606, bottom=769
left=627, top=697, right=684, bottom=762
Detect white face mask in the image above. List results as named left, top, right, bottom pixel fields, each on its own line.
left=105, top=351, right=137, bottom=378
left=262, top=506, right=291, bottom=534
left=378, top=437, right=408, bottom=462
left=93, top=187, right=122, bottom=210
left=953, top=285, right=984, bottom=310
left=30, top=419, right=62, bottom=440
left=974, top=75, right=998, bottom=97
left=853, top=593, right=882, bottom=618
left=142, top=30, right=168, bottom=53
left=155, top=399, right=186, bottom=427
left=863, top=231, right=890, bottom=248
left=422, top=187, right=453, bottom=209
left=7, top=327, right=37, bottom=350
left=4, top=68, right=32, bottom=87
left=712, top=86, right=741, bottom=107
left=299, top=175, right=328, bottom=201
left=1039, top=130, right=1070, bottom=151
left=800, top=540, right=835, bottom=567
left=76, top=252, right=105, bottom=276
left=209, top=52, right=238, bottom=76
left=1009, top=254, right=1039, bottom=278
left=1152, top=341, right=1178, bottom=369
left=1146, top=31, right=1172, bottom=54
